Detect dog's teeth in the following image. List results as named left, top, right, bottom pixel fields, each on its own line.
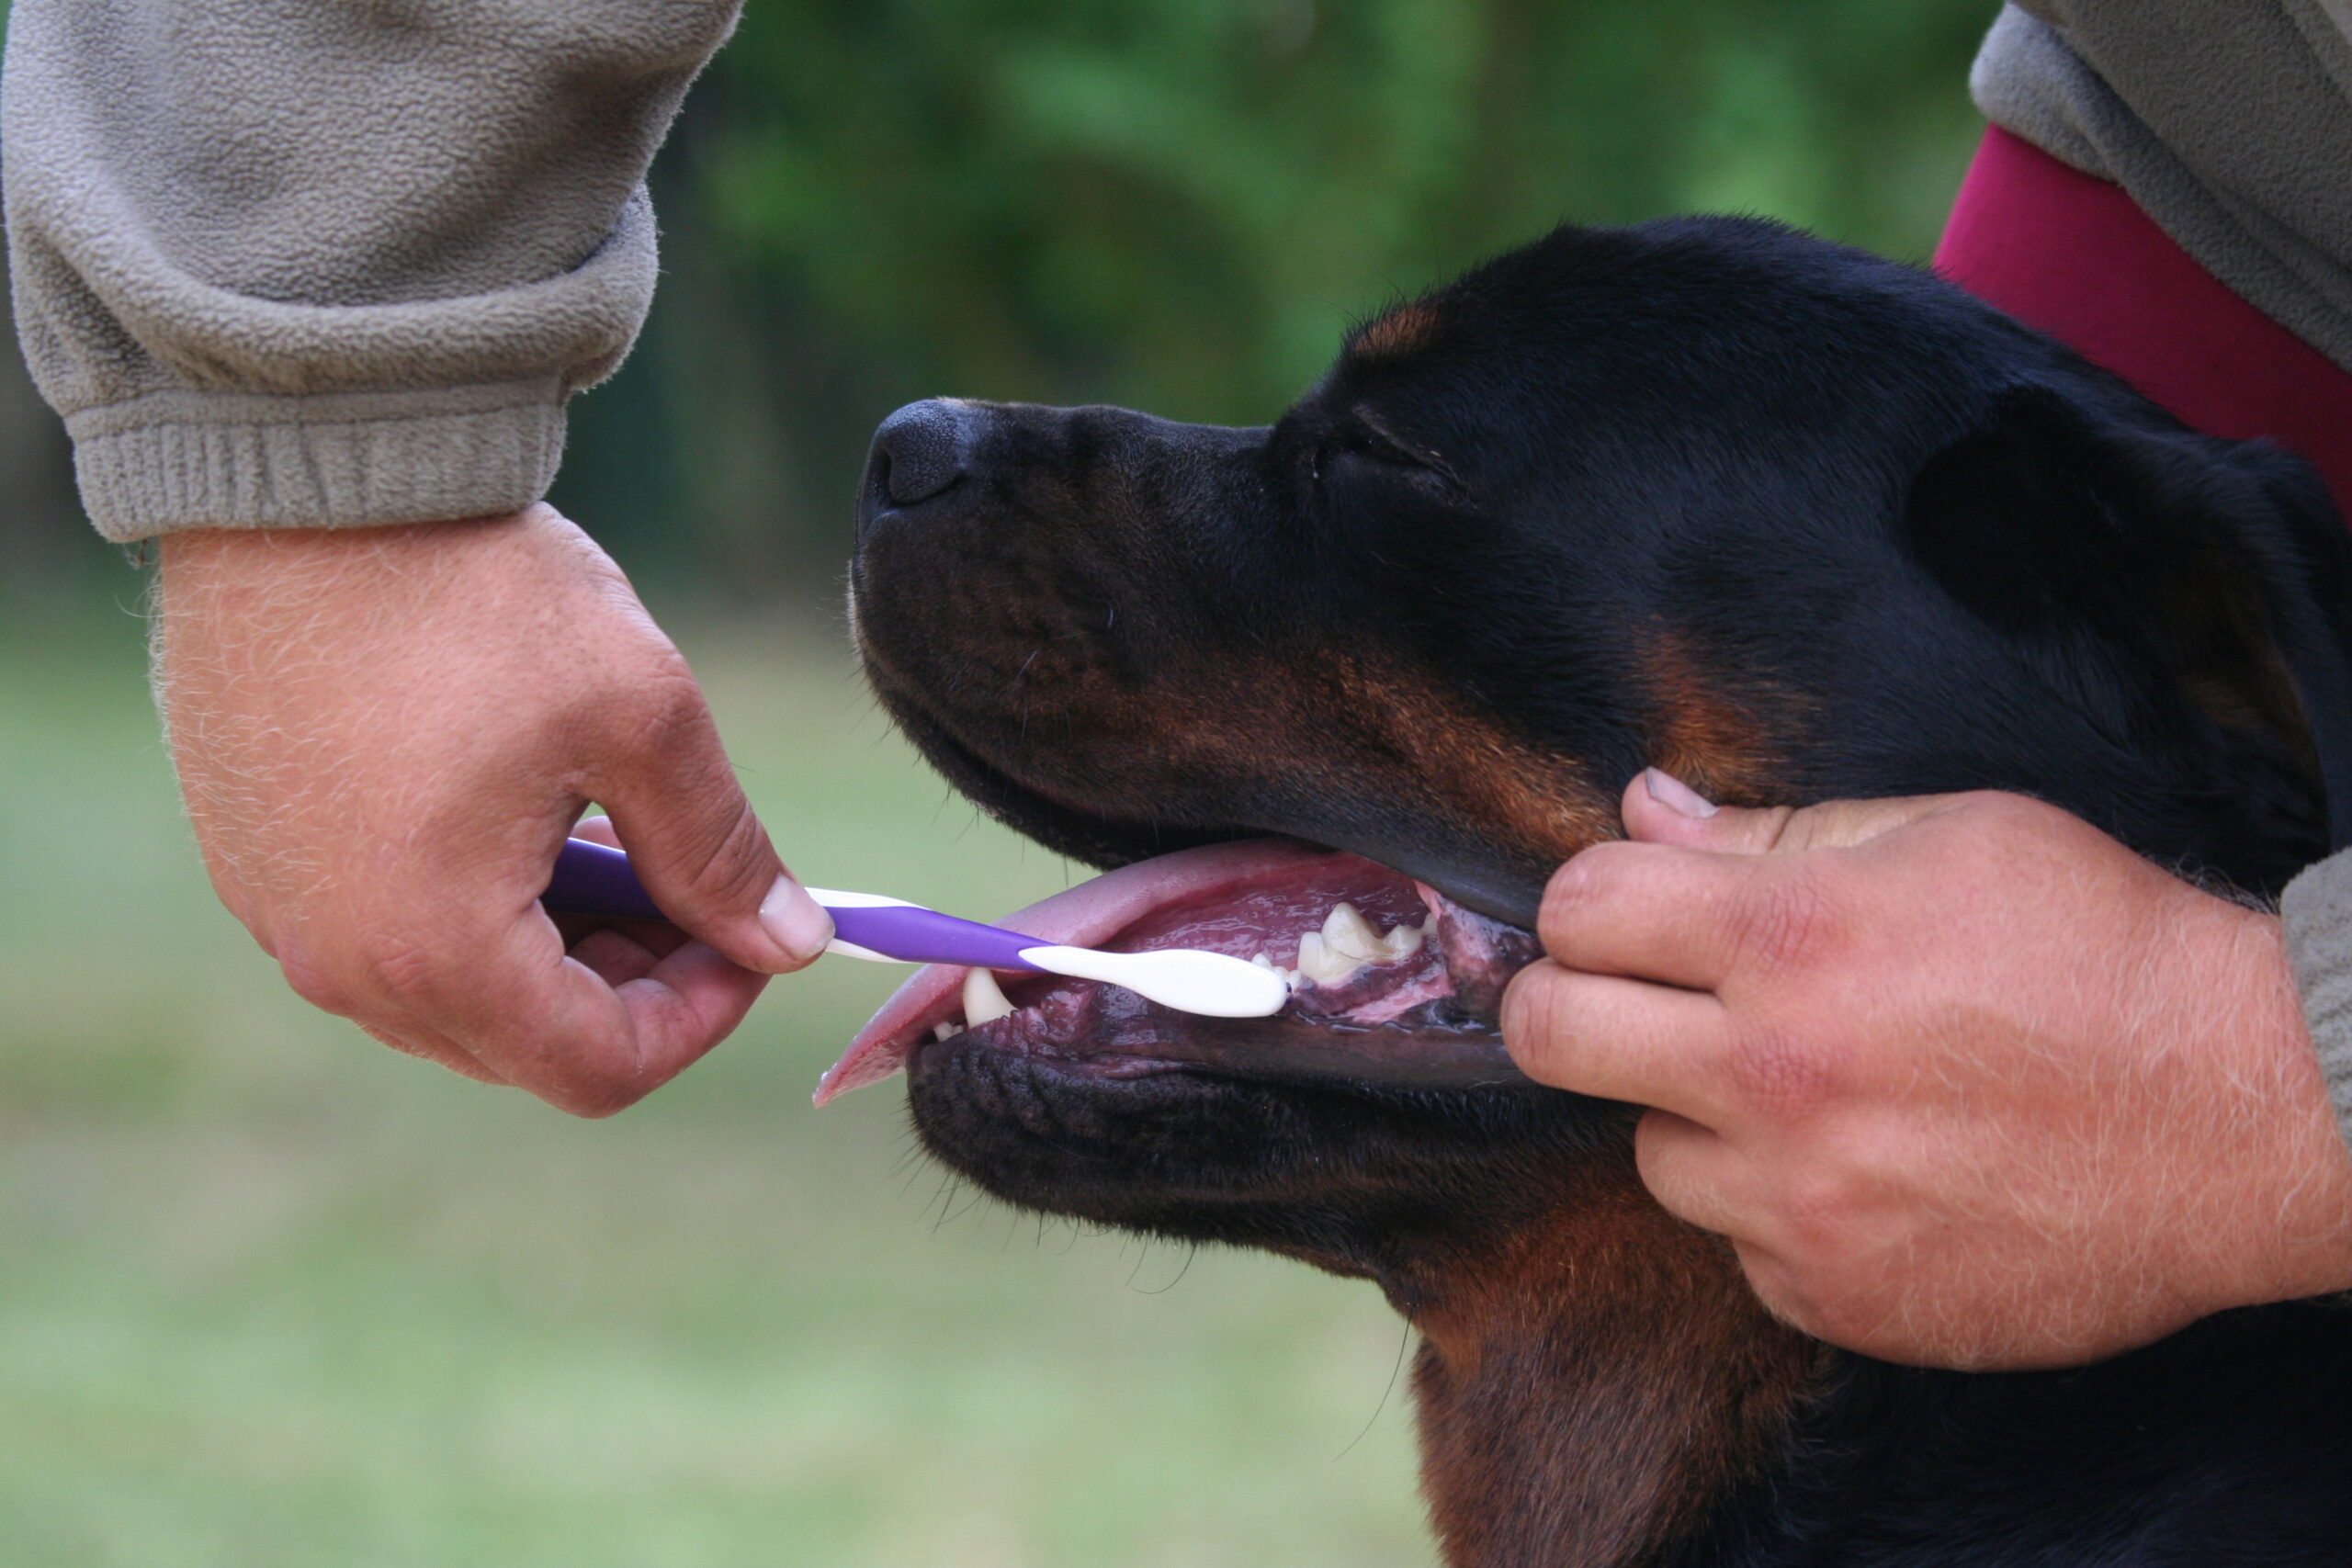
left=1292, top=909, right=1430, bottom=989
left=1295, top=931, right=1365, bottom=987
left=1320, top=901, right=1388, bottom=965
left=1381, top=919, right=1429, bottom=961
left=962, top=967, right=1015, bottom=1026
left=933, top=1021, right=960, bottom=1043
left=1250, top=952, right=1304, bottom=987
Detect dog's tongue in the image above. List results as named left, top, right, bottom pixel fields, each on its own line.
left=814, top=839, right=1349, bottom=1105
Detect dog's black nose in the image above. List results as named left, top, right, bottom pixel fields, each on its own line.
left=870, top=400, right=970, bottom=506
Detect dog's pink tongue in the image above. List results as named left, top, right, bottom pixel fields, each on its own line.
left=814, top=839, right=1341, bottom=1105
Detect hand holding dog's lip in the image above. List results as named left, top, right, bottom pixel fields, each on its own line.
left=1503, top=772, right=2352, bottom=1370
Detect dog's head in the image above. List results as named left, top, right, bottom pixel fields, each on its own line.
left=827, top=218, right=2352, bottom=1292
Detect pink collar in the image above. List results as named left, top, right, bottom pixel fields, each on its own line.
left=1937, top=125, right=2352, bottom=518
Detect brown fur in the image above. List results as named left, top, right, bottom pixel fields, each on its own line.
left=1400, top=1153, right=1818, bottom=1568
left=1355, top=302, right=1444, bottom=359
left=1640, top=629, right=1796, bottom=807
left=1314, top=650, right=1623, bottom=859
left=939, top=627, right=1627, bottom=873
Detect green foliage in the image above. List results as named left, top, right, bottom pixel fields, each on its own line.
left=550, top=0, right=1996, bottom=588
left=707, top=0, right=1990, bottom=420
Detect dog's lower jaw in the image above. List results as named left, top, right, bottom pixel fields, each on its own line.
left=1398, top=1162, right=1819, bottom=1568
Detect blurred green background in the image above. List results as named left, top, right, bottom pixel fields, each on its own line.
left=1, top=2, right=1996, bottom=1562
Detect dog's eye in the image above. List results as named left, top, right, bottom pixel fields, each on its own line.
left=1330, top=425, right=1460, bottom=492
left=1342, top=431, right=1429, bottom=470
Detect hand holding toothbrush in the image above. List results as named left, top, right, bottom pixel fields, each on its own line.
left=156, top=508, right=837, bottom=1116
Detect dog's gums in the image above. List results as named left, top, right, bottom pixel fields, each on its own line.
left=816, top=838, right=1538, bottom=1103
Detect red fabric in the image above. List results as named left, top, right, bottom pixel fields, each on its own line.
left=1935, top=124, right=2352, bottom=518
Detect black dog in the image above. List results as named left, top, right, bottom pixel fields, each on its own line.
left=831, top=218, right=2352, bottom=1567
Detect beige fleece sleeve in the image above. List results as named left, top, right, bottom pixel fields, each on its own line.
left=2, top=0, right=740, bottom=542
left=1969, top=2, right=2352, bottom=377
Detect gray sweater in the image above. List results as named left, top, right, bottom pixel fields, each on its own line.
left=14, top=2, right=2352, bottom=1148
left=3, top=0, right=739, bottom=541
left=1968, top=3, right=2352, bottom=1152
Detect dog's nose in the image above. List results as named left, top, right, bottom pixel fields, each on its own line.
left=870, top=400, right=971, bottom=506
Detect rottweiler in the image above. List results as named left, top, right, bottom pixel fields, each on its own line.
left=825, top=218, right=2352, bottom=1568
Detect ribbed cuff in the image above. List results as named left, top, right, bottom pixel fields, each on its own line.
left=2280, top=849, right=2352, bottom=1159
left=64, top=378, right=568, bottom=541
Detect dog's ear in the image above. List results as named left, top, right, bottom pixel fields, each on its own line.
left=1903, top=384, right=2352, bottom=854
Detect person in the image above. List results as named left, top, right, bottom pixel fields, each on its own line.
left=3, top=0, right=828, bottom=1117
left=10, top=0, right=2350, bottom=1373
left=1502, top=1, right=2352, bottom=1370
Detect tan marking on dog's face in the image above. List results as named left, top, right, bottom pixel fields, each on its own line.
left=1353, top=301, right=1444, bottom=360
left=1311, top=650, right=1621, bottom=857
left=1007, top=641, right=1623, bottom=877
left=1640, top=627, right=1794, bottom=806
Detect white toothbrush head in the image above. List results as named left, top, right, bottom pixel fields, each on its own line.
left=1017, top=944, right=1291, bottom=1018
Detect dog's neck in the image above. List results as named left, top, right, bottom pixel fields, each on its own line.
left=1382, top=1161, right=1817, bottom=1568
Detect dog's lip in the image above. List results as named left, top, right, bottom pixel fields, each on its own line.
left=814, top=838, right=1395, bottom=1104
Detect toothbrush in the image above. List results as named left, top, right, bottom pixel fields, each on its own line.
left=542, top=837, right=1290, bottom=1020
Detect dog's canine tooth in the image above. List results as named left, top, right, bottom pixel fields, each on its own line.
left=1321, top=901, right=1387, bottom=965
left=963, top=966, right=1016, bottom=1026
left=933, top=1021, right=960, bottom=1043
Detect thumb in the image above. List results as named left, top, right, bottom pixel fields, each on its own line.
left=592, top=689, right=833, bottom=975
left=1621, top=768, right=1965, bottom=856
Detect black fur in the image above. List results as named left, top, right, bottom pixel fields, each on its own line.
left=846, top=218, right=2352, bottom=1564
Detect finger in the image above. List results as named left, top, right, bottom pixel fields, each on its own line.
left=549, top=909, right=692, bottom=954
left=487, top=919, right=767, bottom=1115
left=1631, top=1107, right=1764, bottom=1242
left=345, top=900, right=767, bottom=1116
left=1500, top=959, right=1738, bottom=1125
left=601, top=938, right=773, bottom=1077
left=569, top=926, right=668, bottom=987
left=589, top=680, right=833, bottom=975
left=570, top=813, right=622, bottom=850
left=1621, top=769, right=1964, bottom=855
left=1535, top=839, right=1793, bottom=992
left=564, top=921, right=709, bottom=986
left=353, top=1016, right=512, bottom=1088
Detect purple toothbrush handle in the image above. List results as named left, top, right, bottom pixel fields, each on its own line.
left=545, top=838, right=669, bottom=923
left=543, top=838, right=1046, bottom=972
left=822, top=902, right=1046, bottom=972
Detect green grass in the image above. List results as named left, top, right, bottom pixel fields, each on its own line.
left=0, top=611, right=1430, bottom=1567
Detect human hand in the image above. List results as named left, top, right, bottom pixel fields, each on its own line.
left=1501, top=773, right=2352, bottom=1370
left=154, top=505, right=832, bottom=1115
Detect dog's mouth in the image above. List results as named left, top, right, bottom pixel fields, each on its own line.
left=816, top=839, right=1543, bottom=1104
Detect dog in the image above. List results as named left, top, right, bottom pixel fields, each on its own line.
left=823, top=217, right=2352, bottom=1567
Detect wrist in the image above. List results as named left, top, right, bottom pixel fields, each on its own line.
left=160, top=508, right=538, bottom=570
left=2185, top=900, right=2352, bottom=1312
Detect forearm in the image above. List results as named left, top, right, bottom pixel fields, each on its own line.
left=2, top=0, right=740, bottom=540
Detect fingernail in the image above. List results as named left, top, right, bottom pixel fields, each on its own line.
left=760, top=875, right=836, bottom=964
left=1644, top=768, right=1718, bottom=818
